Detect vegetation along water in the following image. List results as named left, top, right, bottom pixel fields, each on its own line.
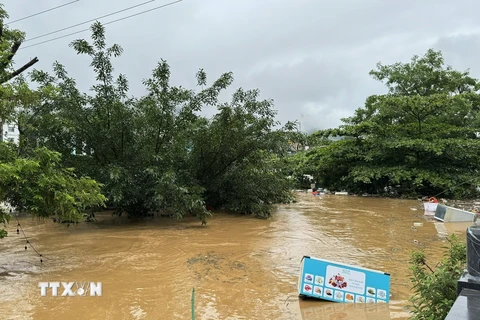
left=0, top=2, right=478, bottom=319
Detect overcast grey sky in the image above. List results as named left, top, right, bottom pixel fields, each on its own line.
left=5, top=0, right=480, bottom=132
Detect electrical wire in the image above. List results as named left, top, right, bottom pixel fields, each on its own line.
left=5, top=1, right=80, bottom=25
left=432, top=175, right=480, bottom=199
left=18, top=0, right=183, bottom=50
left=24, top=0, right=169, bottom=43
left=15, top=213, right=49, bottom=262
left=19, top=0, right=183, bottom=50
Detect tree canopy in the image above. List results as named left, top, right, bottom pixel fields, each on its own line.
left=0, top=20, right=296, bottom=235
left=300, top=49, right=480, bottom=198
left=0, top=6, right=95, bottom=238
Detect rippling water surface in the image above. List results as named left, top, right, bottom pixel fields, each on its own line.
left=0, top=193, right=469, bottom=319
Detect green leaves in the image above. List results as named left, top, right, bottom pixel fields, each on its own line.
left=190, top=88, right=294, bottom=217
left=196, top=68, right=207, bottom=87
left=0, top=206, right=11, bottom=239
left=409, top=234, right=466, bottom=320
left=18, top=21, right=294, bottom=222
left=303, top=49, right=480, bottom=197
left=0, top=146, right=106, bottom=225
left=370, top=49, right=477, bottom=96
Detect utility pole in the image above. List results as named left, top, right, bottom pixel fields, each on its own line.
left=0, top=21, right=39, bottom=84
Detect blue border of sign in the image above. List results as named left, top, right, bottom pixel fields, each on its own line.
left=298, top=256, right=390, bottom=303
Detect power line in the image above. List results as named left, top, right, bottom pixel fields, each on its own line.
left=14, top=213, right=49, bottom=263
left=432, top=175, right=480, bottom=198
left=19, top=0, right=183, bottom=50
left=25, top=0, right=161, bottom=43
left=5, top=1, right=80, bottom=25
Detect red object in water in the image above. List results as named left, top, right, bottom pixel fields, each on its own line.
left=206, top=205, right=213, bottom=211
left=428, top=197, right=439, bottom=203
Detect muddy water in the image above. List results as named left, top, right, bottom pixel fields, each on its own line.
left=0, top=193, right=469, bottom=320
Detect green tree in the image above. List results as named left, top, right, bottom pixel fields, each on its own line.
left=0, top=147, right=106, bottom=222
left=308, top=49, right=480, bottom=197
left=0, top=3, right=44, bottom=142
left=27, top=22, right=295, bottom=223
left=0, top=5, right=105, bottom=238
left=0, top=145, right=106, bottom=237
left=409, top=234, right=467, bottom=320
left=0, top=3, right=41, bottom=143
left=190, top=88, right=296, bottom=217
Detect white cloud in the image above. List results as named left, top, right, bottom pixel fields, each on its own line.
left=3, top=0, right=480, bottom=132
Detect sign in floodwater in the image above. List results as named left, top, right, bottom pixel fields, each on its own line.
left=298, top=256, right=390, bottom=303
left=300, top=302, right=392, bottom=320
left=4, top=193, right=448, bottom=319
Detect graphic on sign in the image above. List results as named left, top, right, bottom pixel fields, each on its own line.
left=298, top=256, right=390, bottom=303
left=325, top=265, right=366, bottom=294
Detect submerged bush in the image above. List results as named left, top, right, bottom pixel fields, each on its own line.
left=408, top=234, right=466, bottom=320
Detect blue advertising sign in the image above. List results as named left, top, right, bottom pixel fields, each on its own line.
left=298, top=256, right=390, bottom=303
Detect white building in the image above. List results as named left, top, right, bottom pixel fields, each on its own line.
left=1, top=121, right=19, bottom=212
left=1, top=122, right=20, bottom=145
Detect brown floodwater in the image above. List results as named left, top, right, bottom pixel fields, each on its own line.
left=0, top=193, right=470, bottom=320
